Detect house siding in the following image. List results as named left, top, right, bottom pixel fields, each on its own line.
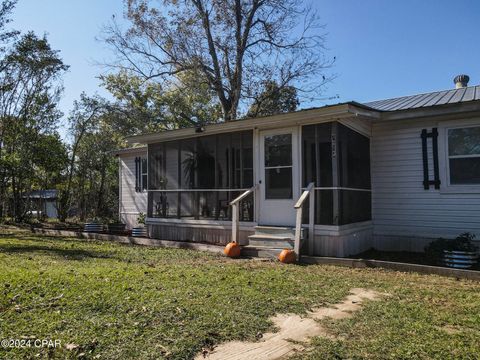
left=371, top=117, right=480, bottom=252
left=148, top=221, right=254, bottom=246
left=311, top=221, right=373, bottom=257
left=119, top=152, right=148, bottom=229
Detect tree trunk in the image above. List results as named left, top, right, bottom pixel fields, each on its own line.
left=96, top=160, right=107, bottom=218
left=0, top=138, right=4, bottom=219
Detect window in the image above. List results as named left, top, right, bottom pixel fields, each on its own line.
left=141, top=158, right=148, bottom=191
left=147, top=130, right=254, bottom=220
left=135, top=157, right=148, bottom=192
left=337, top=124, right=371, bottom=224
left=338, top=124, right=371, bottom=190
left=447, top=126, right=480, bottom=185
left=264, top=134, right=293, bottom=199
left=301, top=122, right=371, bottom=225
left=148, top=143, right=165, bottom=190
left=302, top=123, right=333, bottom=224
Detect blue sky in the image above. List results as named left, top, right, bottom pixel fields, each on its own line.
left=12, top=0, right=480, bottom=135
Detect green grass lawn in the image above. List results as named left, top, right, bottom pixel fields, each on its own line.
left=0, top=228, right=479, bottom=360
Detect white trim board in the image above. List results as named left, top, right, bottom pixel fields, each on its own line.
left=314, top=221, right=373, bottom=236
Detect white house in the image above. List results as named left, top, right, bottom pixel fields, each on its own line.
left=116, top=75, right=480, bottom=257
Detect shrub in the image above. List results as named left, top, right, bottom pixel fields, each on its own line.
left=137, top=212, right=146, bottom=226
left=425, top=232, right=478, bottom=262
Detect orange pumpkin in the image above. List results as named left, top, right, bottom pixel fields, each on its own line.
left=278, top=249, right=296, bottom=263
left=224, top=242, right=241, bottom=258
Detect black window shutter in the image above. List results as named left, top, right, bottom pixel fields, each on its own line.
left=421, top=128, right=440, bottom=190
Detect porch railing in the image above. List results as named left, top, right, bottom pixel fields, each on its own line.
left=294, top=182, right=315, bottom=259
left=230, top=184, right=258, bottom=243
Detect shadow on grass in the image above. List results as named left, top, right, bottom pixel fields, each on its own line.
left=0, top=243, right=113, bottom=261
left=0, top=233, right=32, bottom=240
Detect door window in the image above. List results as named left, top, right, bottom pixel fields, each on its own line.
left=264, top=134, right=293, bottom=199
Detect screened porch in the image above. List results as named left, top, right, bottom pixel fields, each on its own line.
left=146, top=121, right=371, bottom=227
left=147, top=130, right=255, bottom=222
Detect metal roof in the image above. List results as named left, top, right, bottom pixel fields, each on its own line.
left=24, top=190, right=58, bottom=199
left=364, top=85, right=480, bottom=111
left=124, top=86, right=480, bottom=145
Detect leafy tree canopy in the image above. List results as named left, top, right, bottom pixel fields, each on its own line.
left=247, top=80, right=299, bottom=118
left=100, top=70, right=222, bottom=135
left=0, top=6, right=68, bottom=220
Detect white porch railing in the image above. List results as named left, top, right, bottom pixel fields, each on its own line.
left=294, top=182, right=315, bottom=259
left=230, top=184, right=258, bottom=243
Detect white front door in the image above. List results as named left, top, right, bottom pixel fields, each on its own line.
left=258, top=127, right=299, bottom=226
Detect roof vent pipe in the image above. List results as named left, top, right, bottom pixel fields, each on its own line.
left=454, top=74, right=469, bottom=89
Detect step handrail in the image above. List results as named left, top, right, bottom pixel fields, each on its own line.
left=294, top=182, right=315, bottom=208
left=294, top=182, right=315, bottom=259
left=230, top=184, right=258, bottom=243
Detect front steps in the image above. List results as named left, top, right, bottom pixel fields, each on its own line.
left=243, top=226, right=304, bottom=259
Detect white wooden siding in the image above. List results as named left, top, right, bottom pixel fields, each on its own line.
left=371, top=117, right=480, bottom=247
left=119, top=152, right=148, bottom=228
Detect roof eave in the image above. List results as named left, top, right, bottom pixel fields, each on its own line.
left=126, top=103, right=372, bottom=145
left=112, top=146, right=148, bottom=156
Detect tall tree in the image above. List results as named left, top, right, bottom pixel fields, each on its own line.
left=30, top=132, right=68, bottom=191
left=72, top=123, right=121, bottom=221
left=0, top=32, right=68, bottom=220
left=247, top=80, right=299, bottom=118
left=103, top=0, right=332, bottom=122
left=0, top=0, right=17, bottom=218
left=57, top=94, right=107, bottom=221
left=0, top=0, right=18, bottom=53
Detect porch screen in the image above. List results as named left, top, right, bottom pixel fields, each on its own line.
left=302, top=122, right=371, bottom=225
left=147, top=130, right=253, bottom=221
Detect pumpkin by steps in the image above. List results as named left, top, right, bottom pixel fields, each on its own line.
left=278, top=249, right=296, bottom=263
left=224, top=242, right=241, bottom=258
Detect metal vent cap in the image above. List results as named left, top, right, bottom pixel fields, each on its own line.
left=454, top=74, right=470, bottom=88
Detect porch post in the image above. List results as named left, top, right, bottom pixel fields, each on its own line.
left=308, top=188, right=315, bottom=255
left=231, top=203, right=239, bottom=243
left=331, top=123, right=340, bottom=225
left=294, top=207, right=302, bottom=257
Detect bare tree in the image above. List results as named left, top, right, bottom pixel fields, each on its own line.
left=102, top=0, right=333, bottom=121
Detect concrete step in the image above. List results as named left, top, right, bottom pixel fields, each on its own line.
left=247, top=234, right=294, bottom=249
left=254, top=225, right=296, bottom=239
left=254, top=225, right=307, bottom=240
left=241, top=245, right=283, bottom=259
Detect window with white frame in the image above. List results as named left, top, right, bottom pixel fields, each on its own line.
left=447, top=125, right=480, bottom=185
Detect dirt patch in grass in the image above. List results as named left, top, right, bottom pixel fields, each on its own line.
left=197, top=288, right=384, bottom=360
left=436, top=325, right=463, bottom=335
